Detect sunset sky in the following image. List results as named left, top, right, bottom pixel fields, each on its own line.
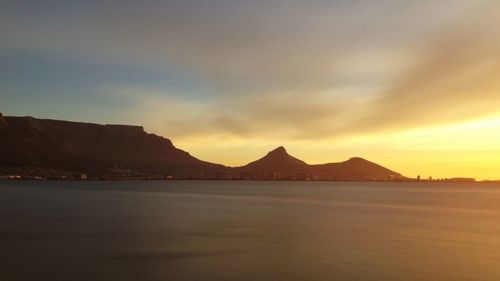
left=2, top=0, right=500, bottom=179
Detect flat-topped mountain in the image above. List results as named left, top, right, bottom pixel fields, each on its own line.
left=0, top=113, right=405, bottom=180
left=0, top=113, right=227, bottom=177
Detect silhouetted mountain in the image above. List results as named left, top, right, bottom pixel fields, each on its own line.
left=238, top=147, right=405, bottom=180
left=310, top=157, right=404, bottom=180
left=0, top=113, right=405, bottom=180
left=0, top=113, right=227, bottom=177
left=241, top=146, right=308, bottom=172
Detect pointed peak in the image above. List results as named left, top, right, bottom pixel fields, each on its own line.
left=242, top=145, right=307, bottom=170
left=268, top=146, right=288, bottom=155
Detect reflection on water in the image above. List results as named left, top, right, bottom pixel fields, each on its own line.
left=1, top=181, right=500, bottom=281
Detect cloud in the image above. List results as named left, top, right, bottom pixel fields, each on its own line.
left=2, top=0, right=500, bottom=142
left=110, top=86, right=375, bottom=143
left=352, top=2, right=500, bottom=133
left=0, top=1, right=475, bottom=90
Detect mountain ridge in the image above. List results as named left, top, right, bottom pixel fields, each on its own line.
left=0, top=113, right=405, bottom=180
left=0, top=113, right=228, bottom=177
left=238, top=146, right=404, bottom=180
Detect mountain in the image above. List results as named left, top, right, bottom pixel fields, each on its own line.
left=310, top=157, right=404, bottom=181
left=238, top=146, right=405, bottom=180
left=0, top=113, right=227, bottom=177
left=241, top=146, right=308, bottom=173
left=0, top=113, right=405, bottom=180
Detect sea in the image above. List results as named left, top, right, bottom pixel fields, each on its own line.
left=1, top=180, right=500, bottom=281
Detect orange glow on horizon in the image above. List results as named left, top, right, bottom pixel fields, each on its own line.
left=176, top=115, right=500, bottom=181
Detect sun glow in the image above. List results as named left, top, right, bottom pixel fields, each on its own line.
left=179, top=114, right=500, bottom=180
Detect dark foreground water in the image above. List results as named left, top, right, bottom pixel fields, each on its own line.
left=1, top=181, right=500, bottom=281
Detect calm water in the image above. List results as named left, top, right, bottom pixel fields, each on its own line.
left=1, top=181, right=500, bottom=281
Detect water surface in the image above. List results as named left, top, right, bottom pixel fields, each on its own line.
left=1, top=181, right=500, bottom=281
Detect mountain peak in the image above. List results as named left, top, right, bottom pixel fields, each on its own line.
left=347, top=157, right=367, bottom=162
left=242, top=146, right=307, bottom=172
left=268, top=146, right=288, bottom=156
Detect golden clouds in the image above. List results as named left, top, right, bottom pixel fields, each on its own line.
left=3, top=1, right=500, bottom=178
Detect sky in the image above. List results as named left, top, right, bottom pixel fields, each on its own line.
left=1, top=0, right=500, bottom=179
